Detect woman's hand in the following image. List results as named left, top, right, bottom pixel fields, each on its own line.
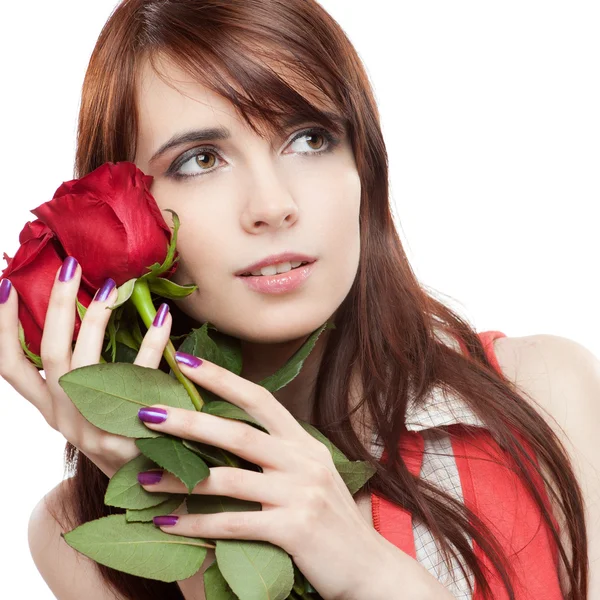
left=0, top=256, right=173, bottom=479
left=135, top=352, right=392, bottom=600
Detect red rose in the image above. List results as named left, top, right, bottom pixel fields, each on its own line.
left=30, top=161, right=177, bottom=290
left=1, top=220, right=94, bottom=357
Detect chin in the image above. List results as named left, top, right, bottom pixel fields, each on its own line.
left=208, top=303, right=337, bottom=345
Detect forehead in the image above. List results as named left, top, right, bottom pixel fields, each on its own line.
left=136, top=56, right=241, bottom=138
left=135, top=53, right=339, bottom=141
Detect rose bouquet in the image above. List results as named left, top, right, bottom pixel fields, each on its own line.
left=2, top=162, right=376, bottom=600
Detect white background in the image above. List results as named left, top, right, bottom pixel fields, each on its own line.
left=1, top=1, right=598, bottom=595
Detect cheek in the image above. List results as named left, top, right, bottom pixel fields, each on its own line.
left=339, top=171, right=362, bottom=272
left=169, top=217, right=223, bottom=286
left=323, top=168, right=361, bottom=241
left=314, top=168, right=361, bottom=281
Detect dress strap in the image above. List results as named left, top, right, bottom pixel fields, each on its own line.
left=477, top=330, right=507, bottom=375
left=454, top=330, right=507, bottom=376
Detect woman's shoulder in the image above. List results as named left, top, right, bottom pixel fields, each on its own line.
left=28, top=478, right=131, bottom=599
left=491, top=332, right=600, bottom=423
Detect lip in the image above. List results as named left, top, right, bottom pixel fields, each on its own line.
left=235, top=252, right=317, bottom=276
left=237, top=261, right=317, bottom=294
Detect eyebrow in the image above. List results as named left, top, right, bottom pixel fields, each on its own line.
left=148, top=111, right=346, bottom=166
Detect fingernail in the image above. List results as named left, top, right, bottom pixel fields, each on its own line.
left=138, top=407, right=168, bottom=423
left=137, top=470, right=163, bottom=485
left=94, top=278, right=116, bottom=302
left=59, top=256, right=78, bottom=282
left=175, top=351, right=203, bottom=368
left=153, top=515, right=179, bottom=527
left=0, top=279, right=12, bottom=304
left=153, top=303, right=169, bottom=327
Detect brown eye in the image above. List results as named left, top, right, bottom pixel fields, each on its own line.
left=305, top=133, right=325, bottom=151
left=194, top=152, right=217, bottom=169
left=287, top=127, right=335, bottom=155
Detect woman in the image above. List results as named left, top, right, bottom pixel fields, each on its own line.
left=1, top=0, right=597, bottom=598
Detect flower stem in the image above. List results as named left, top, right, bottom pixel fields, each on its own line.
left=130, top=278, right=204, bottom=411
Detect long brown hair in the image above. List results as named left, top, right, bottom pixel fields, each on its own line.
left=53, top=1, right=587, bottom=598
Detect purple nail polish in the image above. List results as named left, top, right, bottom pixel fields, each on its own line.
left=137, top=470, right=163, bottom=485
left=153, top=303, right=169, bottom=327
left=175, top=351, right=203, bottom=368
left=153, top=515, right=179, bottom=527
left=94, top=278, right=116, bottom=302
left=0, top=279, right=12, bottom=304
left=138, top=407, right=168, bottom=423
left=59, top=256, right=78, bottom=282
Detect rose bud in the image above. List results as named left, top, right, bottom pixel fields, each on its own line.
left=1, top=220, right=94, bottom=358
left=30, top=161, right=178, bottom=290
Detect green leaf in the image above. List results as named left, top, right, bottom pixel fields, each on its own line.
left=104, top=341, right=139, bottom=365
left=148, top=277, right=197, bottom=299
left=138, top=208, right=181, bottom=280
left=202, top=400, right=269, bottom=434
left=206, top=328, right=243, bottom=375
left=18, top=320, right=43, bottom=369
left=102, top=303, right=140, bottom=364
left=105, top=453, right=171, bottom=509
left=215, top=539, right=294, bottom=600
left=104, top=311, right=119, bottom=362
left=181, top=439, right=243, bottom=468
left=304, top=579, right=317, bottom=594
left=58, top=363, right=196, bottom=438
left=292, top=564, right=307, bottom=595
left=258, top=321, right=334, bottom=393
left=204, top=560, right=238, bottom=600
left=187, top=494, right=262, bottom=515
left=178, top=323, right=223, bottom=367
left=131, top=311, right=145, bottom=347
left=76, top=299, right=87, bottom=322
left=126, top=494, right=187, bottom=522
left=115, top=328, right=140, bottom=351
left=297, top=421, right=348, bottom=464
left=169, top=322, right=232, bottom=402
left=334, top=460, right=377, bottom=496
left=177, top=322, right=243, bottom=378
left=136, top=436, right=210, bottom=494
left=191, top=385, right=224, bottom=405
left=298, top=421, right=376, bottom=494
left=109, top=277, right=138, bottom=310
left=61, top=514, right=212, bottom=582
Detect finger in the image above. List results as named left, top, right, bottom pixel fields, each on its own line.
left=172, top=353, right=302, bottom=440
left=138, top=405, right=290, bottom=470
left=133, top=303, right=173, bottom=368
left=152, top=509, right=277, bottom=544
left=40, top=257, right=80, bottom=372
left=68, top=276, right=140, bottom=457
left=137, top=466, right=284, bottom=506
left=70, top=278, right=118, bottom=369
left=41, top=257, right=85, bottom=425
left=0, top=278, right=56, bottom=427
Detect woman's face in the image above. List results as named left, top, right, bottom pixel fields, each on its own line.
left=134, top=57, right=361, bottom=344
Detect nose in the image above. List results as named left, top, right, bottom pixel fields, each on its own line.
left=240, top=163, right=299, bottom=233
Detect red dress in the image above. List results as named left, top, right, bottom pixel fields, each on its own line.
left=370, top=331, right=563, bottom=598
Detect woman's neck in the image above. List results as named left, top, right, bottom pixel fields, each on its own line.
left=239, top=333, right=371, bottom=448
left=239, top=331, right=328, bottom=424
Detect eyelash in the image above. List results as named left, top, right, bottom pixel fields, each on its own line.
left=166, top=126, right=341, bottom=181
